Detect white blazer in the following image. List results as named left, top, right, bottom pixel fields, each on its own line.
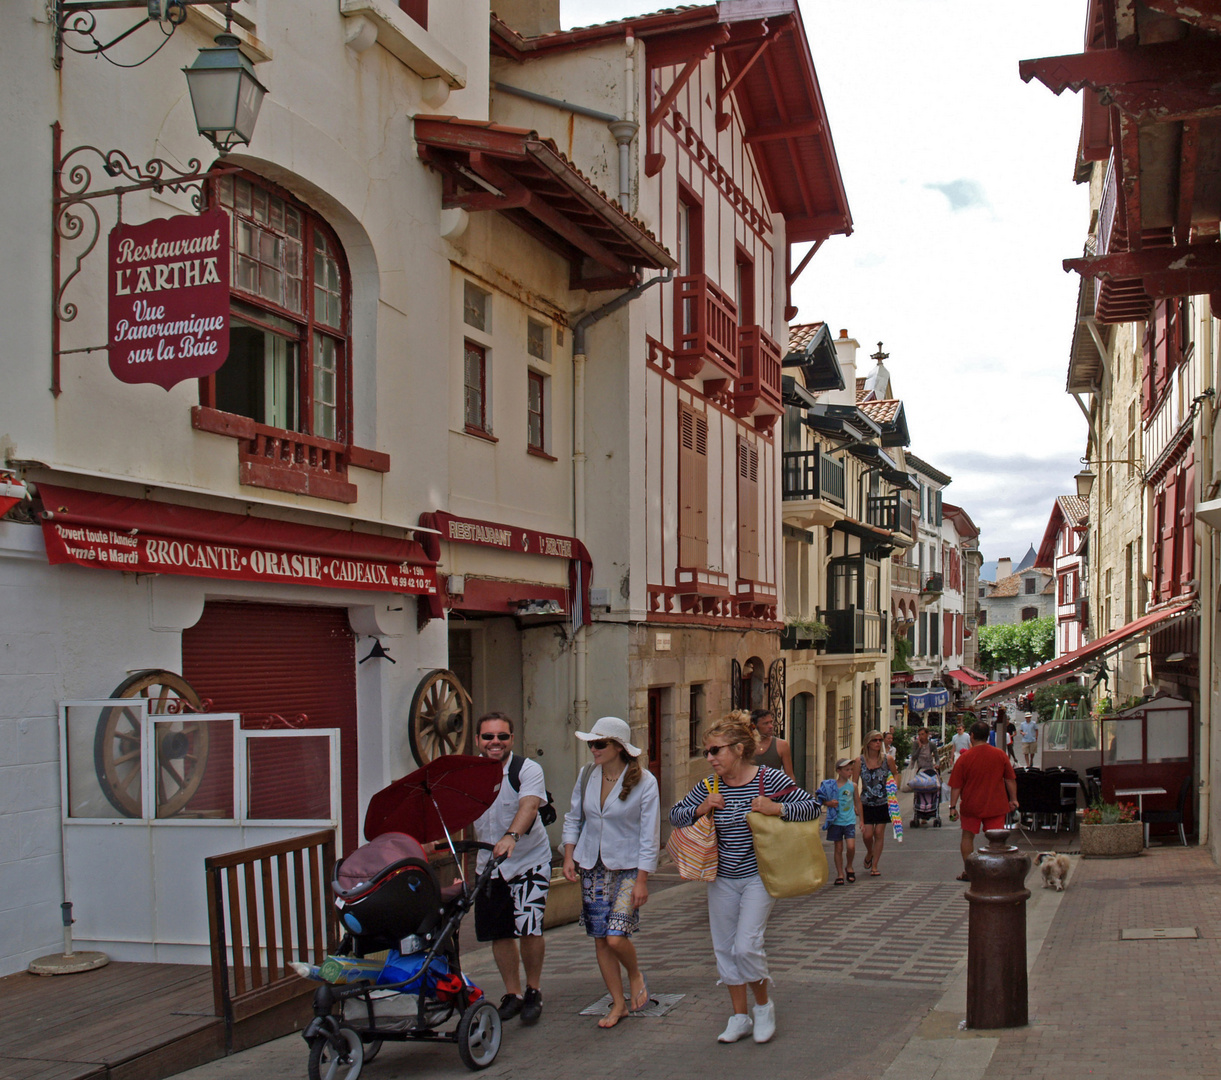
left=561, top=765, right=661, bottom=873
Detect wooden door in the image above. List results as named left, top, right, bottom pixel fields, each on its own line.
left=647, top=688, right=664, bottom=780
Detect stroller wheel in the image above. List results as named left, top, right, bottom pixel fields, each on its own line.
left=361, top=1040, right=382, bottom=1064
left=933, top=817, right=942, bottom=828
left=308, top=1024, right=363, bottom=1080
left=457, top=999, right=503, bottom=1070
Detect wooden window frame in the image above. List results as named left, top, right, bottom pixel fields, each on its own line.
left=688, top=683, right=704, bottom=758
left=678, top=401, right=709, bottom=569
left=193, top=171, right=382, bottom=503
left=527, top=369, right=550, bottom=458
left=464, top=339, right=490, bottom=436
left=737, top=435, right=760, bottom=582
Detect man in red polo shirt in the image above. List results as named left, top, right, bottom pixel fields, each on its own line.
left=948, top=720, right=1018, bottom=881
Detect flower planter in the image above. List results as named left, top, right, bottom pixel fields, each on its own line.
left=1080, top=820, right=1143, bottom=858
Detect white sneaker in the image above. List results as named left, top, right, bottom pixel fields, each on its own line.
left=752, top=1001, right=775, bottom=1043
left=717, top=1013, right=754, bottom=1043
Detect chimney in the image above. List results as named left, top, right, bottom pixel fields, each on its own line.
left=997, top=557, right=1012, bottom=580
left=494, top=0, right=560, bottom=36
left=829, top=328, right=859, bottom=407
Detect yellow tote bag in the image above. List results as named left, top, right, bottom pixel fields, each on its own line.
left=745, top=773, right=828, bottom=898
left=665, top=775, right=719, bottom=881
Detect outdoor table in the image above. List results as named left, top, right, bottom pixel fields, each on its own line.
left=1115, top=786, right=1167, bottom=846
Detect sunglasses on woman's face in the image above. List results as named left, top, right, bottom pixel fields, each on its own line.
left=589, top=739, right=613, bottom=750
left=704, top=744, right=731, bottom=757
left=479, top=732, right=512, bottom=742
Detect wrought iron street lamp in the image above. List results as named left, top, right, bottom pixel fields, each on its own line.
left=1074, top=469, right=1095, bottom=500
left=183, top=29, right=267, bottom=153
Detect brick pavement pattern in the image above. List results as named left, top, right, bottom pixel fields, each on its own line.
left=984, top=846, right=1221, bottom=1080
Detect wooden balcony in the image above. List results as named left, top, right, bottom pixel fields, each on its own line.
left=893, top=563, right=920, bottom=593
left=867, top=493, right=914, bottom=540
left=239, top=424, right=358, bottom=503
left=734, top=325, right=783, bottom=420
left=673, top=274, right=738, bottom=380
left=782, top=448, right=845, bottom=527
left=816, top=605, right=888, bottom=654
left=922, top=572, right=944, bottom=595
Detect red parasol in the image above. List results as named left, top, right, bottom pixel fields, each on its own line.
left=364, top=754, right=503, bottom=843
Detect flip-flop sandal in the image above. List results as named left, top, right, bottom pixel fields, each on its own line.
left=955, top=872, right=970, bottom=882
left=846, top=870, right=856, bottom=883
left=630, top=974, right=651, bottom=1012
left=870, top=869, right=882, bottom=877
left=833, top=877, right=845, bottom=886
left=864, top=855, right=872, bottom=869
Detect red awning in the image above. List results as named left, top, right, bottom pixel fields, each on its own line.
left=975, top=600, right=1195, bottom=702
left=947, top=669, right=987, bottom=689
left=37, top=484, right=438, bottom=597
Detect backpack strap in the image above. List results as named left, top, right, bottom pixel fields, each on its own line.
left=506, top=753, right=523, bottom=793
left=576, top=763, right=594, bottom=830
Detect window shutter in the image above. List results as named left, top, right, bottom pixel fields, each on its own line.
left=679, top=403, right=709, bottom=568
left=737, top=436, right=759, bottom=581
left=1158, top=485, right=1176, bottom=599
left=1177, top=460, right=1194, bottom=592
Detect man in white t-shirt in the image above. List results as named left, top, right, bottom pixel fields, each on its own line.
left=950, top=722, right=972, bottom=764
left=472, top=711, right=551, bottom=1025
left=1020, top=713, right=1039, bottom=767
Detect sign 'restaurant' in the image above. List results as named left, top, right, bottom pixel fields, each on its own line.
left=108, top=208, right=231, bottom=390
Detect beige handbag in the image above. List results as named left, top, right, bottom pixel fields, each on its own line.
left=745, top=772, right=828, bottom=899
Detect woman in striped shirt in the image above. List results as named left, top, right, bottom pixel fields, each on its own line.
left=670, top=716, right=819, bottom=1045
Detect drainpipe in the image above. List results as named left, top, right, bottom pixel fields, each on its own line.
left=492, top=80, right=637, bottom=211
left=570, top=269, right=673, bottom=736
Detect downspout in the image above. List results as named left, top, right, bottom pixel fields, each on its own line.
left=1195, top=315, right=1215, bottom=844
left=570, top=268, right=673, bottom=736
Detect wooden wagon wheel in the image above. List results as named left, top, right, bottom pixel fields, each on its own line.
left=94, top=669, right=209, bottom=818
left=408, top=668, right=472, bottom=766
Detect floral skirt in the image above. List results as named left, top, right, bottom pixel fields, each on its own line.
left=578, top=861, right=639, bottom=938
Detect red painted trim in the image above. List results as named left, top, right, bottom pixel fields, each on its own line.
left=448, top=577, right=569, bottom=616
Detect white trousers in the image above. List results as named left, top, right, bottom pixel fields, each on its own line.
left=706, top=873, right=776, bottom=986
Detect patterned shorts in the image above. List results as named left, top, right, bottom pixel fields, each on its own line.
left=579, top=861, right=640, bottom=939
left=474, top=865, right=550, bottom=942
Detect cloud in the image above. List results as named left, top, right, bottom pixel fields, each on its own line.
left=924, top=179, right=990, bottom=212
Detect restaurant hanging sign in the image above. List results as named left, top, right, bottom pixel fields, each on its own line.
left=108, top=208, right=230, bottom=390
left=38, top=485, right=438, bottom=597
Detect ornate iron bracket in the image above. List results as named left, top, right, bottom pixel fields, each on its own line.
left=51, top=121, right=235, bottom=395
left=52, top=0, right=234, bottom=70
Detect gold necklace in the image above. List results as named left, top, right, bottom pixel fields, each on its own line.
left=601, top=767, right=623, bottom=784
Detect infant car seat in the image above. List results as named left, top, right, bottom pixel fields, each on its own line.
left=333, top=832, right=445, bottom=952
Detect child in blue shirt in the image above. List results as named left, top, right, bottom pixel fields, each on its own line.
left=824, top=758, right=862, bottom=884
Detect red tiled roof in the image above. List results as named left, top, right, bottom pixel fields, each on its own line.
left=788, top=322, right=826, bottom=353
left=1057, top=495, right=1089, bottom=525
left=858, top=399, right=901, bottom=424
left=988, top=568, right=1054, bottom=598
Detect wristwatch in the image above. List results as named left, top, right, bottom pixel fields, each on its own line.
left=504, top=831, right=520, bottom=841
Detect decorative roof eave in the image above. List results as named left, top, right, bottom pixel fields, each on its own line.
left=1066, top=266, right=1107, bottom=393
left=942, top=501, right=980, bottom=540
left=414, top=116, right=675, bottom=284
left=1065, top=243, right=1221, bottom=312
left=803, top=404, right=883, bottom=443
left=783, top=321, right=844, bottom=392
left=904, top=452, right=951, bottom=486
left=1034, top=501, right=1065, bottom=569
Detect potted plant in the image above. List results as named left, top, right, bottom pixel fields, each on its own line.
left=780, top=617, right=829, bottom=650
left=1080, top=799, right=1143, bottom=858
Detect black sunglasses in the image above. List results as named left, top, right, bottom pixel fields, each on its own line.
left=704, top=744, right=731, bottom=757
left=589, top=739, right=615, bottom=750
left=479, top=732, right=512, bottom=742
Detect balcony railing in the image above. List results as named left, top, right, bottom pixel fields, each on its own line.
left=735, top=324, right=783, bottom=417
left=782, top=448, right=845, bottom=506
left=893, top=563, right=920, bottom=591
left=867, top=493, right=913, bottom=537
left=816, top=606, right=888, bottom=654
left=673, top=274, right=738, bottom=380
left=922, top=572, right=944, bottom=594
left=1098, top=154, right=1117, bottom=257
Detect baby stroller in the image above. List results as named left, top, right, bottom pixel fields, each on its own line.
left=300, top=755, right=509, bottom=1078
left=908, top=769, right=942, bottom=828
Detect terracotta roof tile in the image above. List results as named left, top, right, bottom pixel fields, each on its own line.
left=988, top=568, right=1053, bottom=598
left=1056, top=494, right=1089, bottom=525
left=859, top=398, right=901, bottom=424
left=788, top=322, right=825, bottom=353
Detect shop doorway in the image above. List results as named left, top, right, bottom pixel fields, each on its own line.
left=789, top=692, right=813, bottom=789
left=183, top=601, right=358, bottom=852
left=646, top=688, right=667, bottom=780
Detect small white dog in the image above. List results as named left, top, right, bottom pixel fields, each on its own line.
left=1036, top=852, right=1071, bottom=891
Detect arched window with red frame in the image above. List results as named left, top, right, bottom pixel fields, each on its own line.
left=204, top=171, right=350, bottom=446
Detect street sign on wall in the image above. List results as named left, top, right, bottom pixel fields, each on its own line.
left=107, top=208, right=230, bottom=390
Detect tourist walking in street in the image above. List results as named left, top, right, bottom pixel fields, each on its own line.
left=882, top=728, right=898, bottom=768
left=1020, top=712, right=1039, bottom=767
left=950, top=721, right=972, bottom=765
left=670, top=715, right=819, bottom=1044
left=561, top=717, right=660, bottom=1029
left=948, top=721, right=1019, bottom=881
left=854, top=729, right=899, bottom=876
left=472, top=711, right=551, bottom=1024
left=825, top=757, right=861, bottom=885
left=751, top=708, right=795, bottom=779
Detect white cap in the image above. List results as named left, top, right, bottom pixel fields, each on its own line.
left=575, top=716, right=642, bottom=757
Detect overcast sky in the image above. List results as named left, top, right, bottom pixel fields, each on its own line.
left=561, top=0, right=1092, bottom=561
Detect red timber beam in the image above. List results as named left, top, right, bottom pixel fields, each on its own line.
left=1066, top=242, right=1221, bottom=308
left=1141, top=0, right=1221, bottom=33
left=714, top=22, right=790, bottom=132
left=645, top=24, right=731, bottom=176
left=1018, top=40, right=1221, bottom=122
left=1177, top=119, right=1200, bottom=245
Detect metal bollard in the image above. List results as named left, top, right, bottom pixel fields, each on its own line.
left=964, top=828, right=1030, bottom=1029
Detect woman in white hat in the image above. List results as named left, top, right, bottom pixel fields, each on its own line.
left=561, top=716, right=661, bottom=1029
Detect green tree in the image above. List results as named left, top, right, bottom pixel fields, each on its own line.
left=977, top=616, right=1054, bottom=675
